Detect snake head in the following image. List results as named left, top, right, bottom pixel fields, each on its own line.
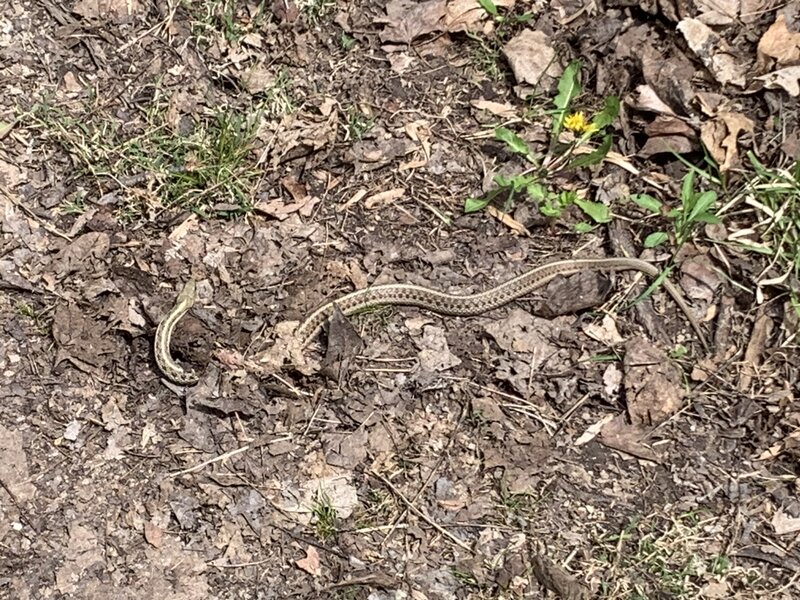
left=175, top=279, right=197, bottom=308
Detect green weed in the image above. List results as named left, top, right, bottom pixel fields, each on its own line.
left=466, top=0, right=534, bottom=79
left=346, top=107, right=375, bottom=142
left=311, top=489, right=337, bottom=541
left=594, top=512, right=734, bottom=598
left=464, top=60, right=619, bottom=231
left=731, top=154, right=800, bottom=309
left=300, top=0, right=336, bottom=23
left=633, top=170, right=720, bottom=251
left=25, top=97, right=264, bottom=219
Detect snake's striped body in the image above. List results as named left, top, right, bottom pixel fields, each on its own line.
left=154, top=257, right=708, bottom=385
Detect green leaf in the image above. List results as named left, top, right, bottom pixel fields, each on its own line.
left=558, top=190, right=579, bottom=205
left=464, top=197, right=490, bottom=213
left=494, top=173, right=532, bottom=193
left=681, top=171, right=696, bottom=210
left=477, top=0, right=499, bottom=17
left=554, top=61, right=581, bottom=112
left=631, top=194, right=662, bottom=214
left=574, top=198, right=611, bottom=223
left=688, top=190, right=717, bottom=222
left=568, top=133, right=612, bottom=169
left=574, top=222, right=595, bottom=233
left=666, top=208, right=681, bottom=219
left=526, top=182, right=547, bottom=200
left=539, top=203, right=563, bottom=218
left=669, top=344, right=688, bottom=359
left=644, top=231, right=669, bottom=248
left=552, top=61, right=581, bottom=140
left=495, top=127, right=530, bottom=157
left=591, top=96, right=620, bottom=131
left=692, top=212, right=721, bottom=224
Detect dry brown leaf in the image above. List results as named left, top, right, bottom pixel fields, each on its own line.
left=378, top=0, right=447, bottom=44
left=623, top=337, right=684, bottom=427
left=695, top=0, right=740, bottom=25
left=486, top=205, right=530, bottom=236
left=470, top=99, right=518, bottom=118
left=582, top=314, right=624, bottom=346
left=645, top=115, right=696, bottom=137
left=241, top=63, right=276, bottom=94
left=772, top=508, right=800, bottom=535
left=639, top=134, right=696, bottom=158
left=677, top=18, right=749, bottom=87
left=700, top=111, right=754, bottom=172
left=738, top=312, right=773, bottom=392
left=756, top=65, right=800, bottom=97
left=758, top=14, right=800, bottom=66
left=72, top=0, right=142, bottom=19
left=631, top=85, right=676, bottom=115
left=272, top=0, right=299, bottom=23
left=701, top=580, right=731, bottom=598
left=416, top=325, right=461, bottom=372
left=255, top=196, right=321, bottom=220
left=0, top=426, right=36, bottom=501
left=144, top=521, right=164, bottom=548
left=445, top=0, right=515, bottom=32
left=598, top=415, right=659, bottom=462
left=574, top=414, right=615, bottom=446
left=0, top=158, right=23, bottom=188
left=364, top=188, right=405, bottom=209
left=502, top=29, right=560, bottom=90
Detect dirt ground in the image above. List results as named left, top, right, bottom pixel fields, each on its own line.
left=1, top=1, right=799, bottom=598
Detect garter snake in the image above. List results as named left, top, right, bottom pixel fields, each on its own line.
left=154, top=257, right=709, bottom=385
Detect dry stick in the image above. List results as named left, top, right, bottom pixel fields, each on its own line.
left=167, top=437, right=293, bottom=478
left=369, top=470, right=473, bottom=553
left=167, top=445, right=250, bottom=478
left=380, top=405, right=467, bottom=548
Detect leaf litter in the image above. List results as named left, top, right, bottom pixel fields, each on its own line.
left=0, top=0, right=798, bottom=597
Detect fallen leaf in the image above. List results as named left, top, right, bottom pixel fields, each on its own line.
left=738, top=312, right=773, bottom=392
left=471, top=99, right=518, bottom=118
left=677, top=18, right=749, bottom=87
left=415, top=325, right=461, bottom=372
left=757, top=14, right=800, bottom=66
left=700, top=111, right=754, bottom=172
left=623, top=337, right=684, bottom=426
left=575, top=414, right=615, bottom=446
left=364, top=188, right=405, bottom=209
left=756, top=65, right=800, bottom=97
left=241, top=63, right=276, bottom=94
left=531, top=554, right=591, bottom=600
left=72, top=0, right=142, bottom=19
left=144, top=521, right=164, bottom=548
left=583, top=314, right=625, bottom=346
left=701, top=579, right=730, bottom=598
left=378, top=0, right=447, bottom=44
left=0, top=426, right=36, bottom=501
left=695, top=0, right=739, bottom=25
left=639, top=134, right=696, bottom=157
left=296, top=545, right=322, bottom=576
left=772, top=508, right=800, bottom=535
left=486, top=205, right=530, bottom=236
left=599, top=415, right=659, bottom=462
left=502, top=29, right=561, bottom=92
left=645, top=115, right=696, bottom=137
left=445, top=0, right=515, bottom=32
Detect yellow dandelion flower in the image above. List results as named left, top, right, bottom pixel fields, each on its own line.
left=564, top=111, right=592, bottom=133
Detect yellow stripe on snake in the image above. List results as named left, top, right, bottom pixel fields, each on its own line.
left=154, top=257, right=709, bottom=385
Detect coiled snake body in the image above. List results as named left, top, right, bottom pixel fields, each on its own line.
left=154, top=257, right=708, bottom=385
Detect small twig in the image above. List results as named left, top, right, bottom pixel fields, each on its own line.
left=167, top=445, right=250, bottom=477
left=381, top=405, right=466, bottom=546
left=369, top=470, right=473, bottom=553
